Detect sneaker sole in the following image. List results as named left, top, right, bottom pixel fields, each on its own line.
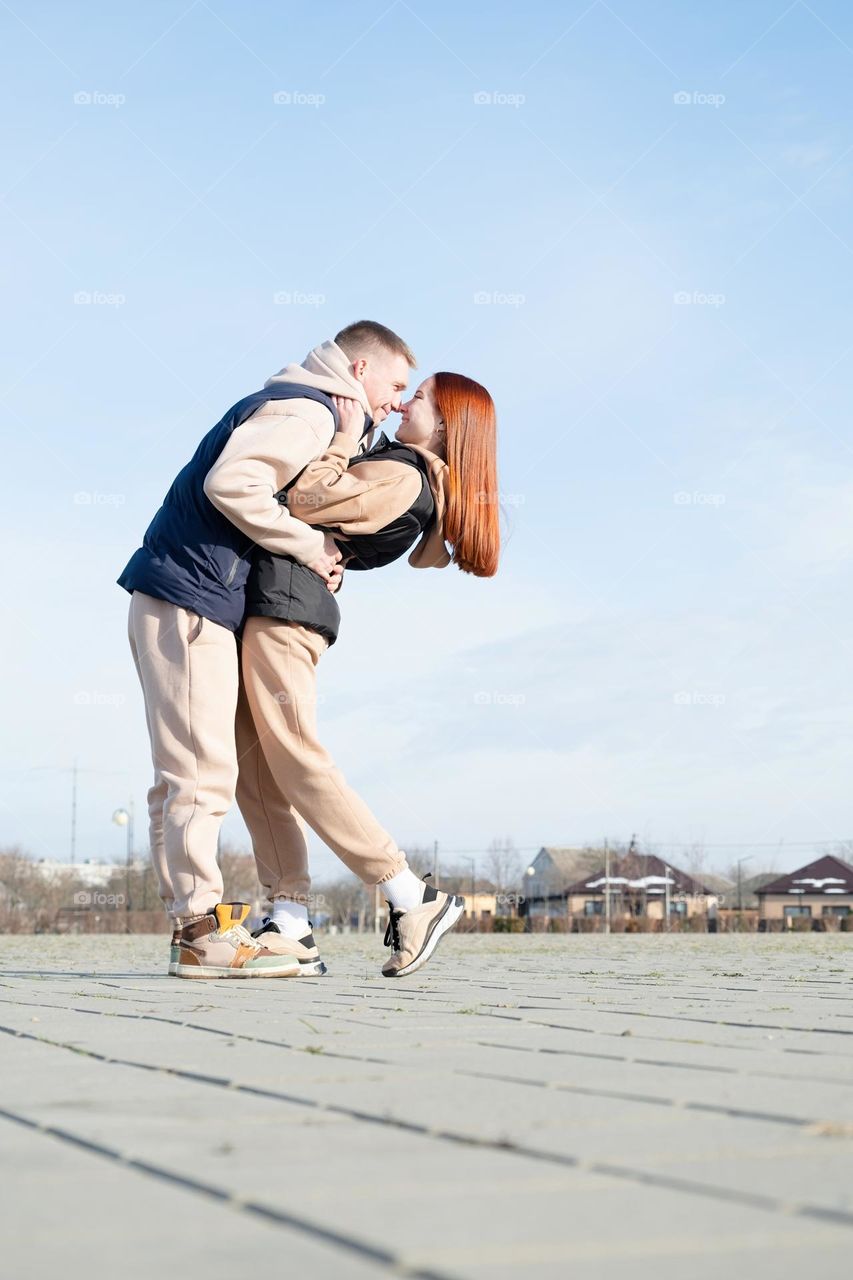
left=251, top=930, right=328, bottom=976
left=383, top=895, right=465, bottom=978
left=173, top=962, right=300, bottom=979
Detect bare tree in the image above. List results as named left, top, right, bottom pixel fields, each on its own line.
left=403, top=844, right=436, bottom=879
left=485, top=837, right=521, bottom=891
left=722, top=859, right=780, bottom=885
left=102, top=860, right=163, bottom=917
left=439, top=863, right=477, bottom=896
left=218, top=843, right=263, bottom=906
left=681, top=843, right=709, bottom=879
left=0, top=847, right=42, bottom=914
left=1, top=848, right=50, bottom=929
left=315, top=875, right=370, bottom=929
left=0, top=848, right=94, bottom=932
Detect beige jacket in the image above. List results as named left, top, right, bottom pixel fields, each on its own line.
left=203, top=340, right=373, bottom=565
left=287, top=432, right=451, bottom=569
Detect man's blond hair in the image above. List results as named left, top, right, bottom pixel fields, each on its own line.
left=335, top=320, right=417, bottom=368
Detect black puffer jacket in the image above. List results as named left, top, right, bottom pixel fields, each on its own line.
left=244, top=438, right=436, bottom=645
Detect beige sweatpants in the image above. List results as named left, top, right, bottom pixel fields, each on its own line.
left=236, top=616, right=406, bottom=902
left=127, top=591, right=238, bottom=919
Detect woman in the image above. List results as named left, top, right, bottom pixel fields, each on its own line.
left=235, top=372, right=499, bottom=978
left=294, top=370, right=500, bottom=579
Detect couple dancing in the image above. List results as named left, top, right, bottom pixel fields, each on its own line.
left=119, top=321, right=499, bottom=979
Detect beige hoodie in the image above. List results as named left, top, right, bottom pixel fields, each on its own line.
left=203, top=340, right=372, bottom=565
left=287, top=432, right=451, bottom=569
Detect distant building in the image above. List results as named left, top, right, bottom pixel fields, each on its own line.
left=756, top=854, right=853, bottom=924
left=438, top=876, right=497, bottom=922
left=563, top=852, right=717, bottom=922
left=32, top=860, right=120, bottom=888
left=523, top=847, right=604, bottom=916
left=724, top=871, right=777, bottom=912
left=699, top=873, right=735, bottom=899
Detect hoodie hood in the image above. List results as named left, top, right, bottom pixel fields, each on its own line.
left=405, top=442, right=451, bottom=569
left=265, top=339, right=369, bottom=406
left=265, top=340, right=374, bottom=448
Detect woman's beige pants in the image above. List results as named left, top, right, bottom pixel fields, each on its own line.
left=236, top=617, right=406, bottom=904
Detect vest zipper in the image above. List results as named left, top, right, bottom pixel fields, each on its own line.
left=224, top=555, right=240, bottom=587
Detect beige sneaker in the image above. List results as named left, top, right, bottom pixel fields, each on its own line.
left=252, top=920, right=328, bottom=976
left=381, top=884, right=465, bottom=978
left=174, top=903, right=300, bottom=979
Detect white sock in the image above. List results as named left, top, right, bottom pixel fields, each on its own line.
left=270, top=898, right=310, bottom=939
left=382, top=868, right=426, bottom=912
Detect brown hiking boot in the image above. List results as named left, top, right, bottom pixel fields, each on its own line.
left=381, top=883, right=465, bottom=978
left=252, top=920, right=328, bottom=976
left=174, top=903, right=300, bottom=979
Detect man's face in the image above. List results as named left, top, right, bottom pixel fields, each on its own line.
left=357, top=350, right=411, bottom=422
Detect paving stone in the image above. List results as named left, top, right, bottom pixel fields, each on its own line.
left=1, top=932, right=851, bottom=1278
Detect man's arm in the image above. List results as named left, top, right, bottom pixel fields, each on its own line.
left=203, top=408, right=332, bottom=565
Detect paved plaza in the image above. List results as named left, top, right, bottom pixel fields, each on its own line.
left=1, top=932, right=852, bottom=1278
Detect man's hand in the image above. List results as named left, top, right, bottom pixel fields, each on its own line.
left=327, top=550, right=353, bottom=593
left=306, top=532, right=342, bottom=584
left=332, top=395, right=367, bottom=441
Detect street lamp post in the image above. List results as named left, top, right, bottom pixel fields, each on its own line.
left=736, top=855, right=753, bottom=918
left=459, top=856, right=476, bottom=925
left=524, top=865, right=535, bottom=932
left=112, top=803, right=135, bottom=931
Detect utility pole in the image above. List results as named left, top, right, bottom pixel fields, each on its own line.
left=29, top=762, right=127, bottom=865
left=604, top=839, right=611, bottom=935
left=524, top=865, right=534, bottom=933
left=664, top=863, right=671, bottom=931
left=113, top=804, right=135, bottom=932
left=736, top=855, right=753, bottom=921
left=70, top=759, right=78, bottom=864
left=625, top=832, right=640, bottom=920
left=433, top=839, right=440, bottom=889
left=127, top=799, right=134, bottom=920
left=459, top=856, right=476, bottom=924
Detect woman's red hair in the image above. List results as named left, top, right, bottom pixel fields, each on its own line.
left=433, top=371, right=500, bottom=577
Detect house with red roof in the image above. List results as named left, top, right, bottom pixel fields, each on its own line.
left=562, top=851, right=718, bottom=923
left=755, top=854, right=853, bottom=925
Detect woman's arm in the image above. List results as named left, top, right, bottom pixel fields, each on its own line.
left=287, top=434, right=423, bottom=536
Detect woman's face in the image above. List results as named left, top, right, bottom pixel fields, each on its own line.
left=395, top=377, right=445, bottom=453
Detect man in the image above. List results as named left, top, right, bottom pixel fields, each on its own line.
left=119, top=320, right=413, bottom=977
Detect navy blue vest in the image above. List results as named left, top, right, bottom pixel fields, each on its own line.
left=118, top=384, right=341, bottom=632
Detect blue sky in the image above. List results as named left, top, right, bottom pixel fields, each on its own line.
left=1, top=0, right=852, bottom=880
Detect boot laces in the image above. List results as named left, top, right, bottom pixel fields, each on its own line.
left=228, top=922, right=259, bottom=949
left=384, top=911, right=403, bottom=953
